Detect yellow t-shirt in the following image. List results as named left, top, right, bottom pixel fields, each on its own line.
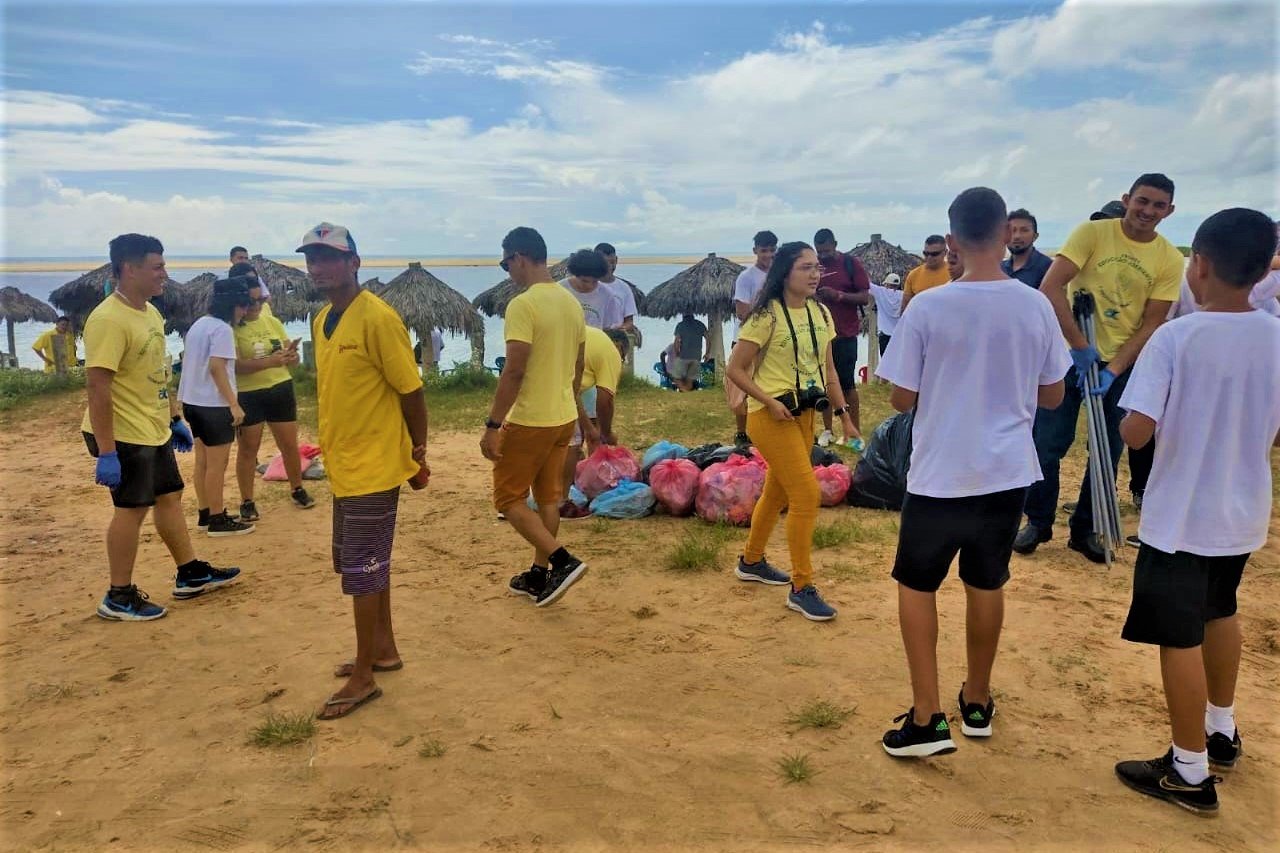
left=581, top=326, right=622, bottom=394
left=903, top=263, right=951, bottom=300
left=504, top=282, right=587, bottom=427
left=33, top=329, right=76, bottom=373
left=1058, top=219, right=1184, bottom=361
left=737, top=299, right=836, bottom=413
left=79, top=296, right=171, bottom=446
left=233, top=313, right=292, bottom=393
left=313, top=291, right=423, bottom=498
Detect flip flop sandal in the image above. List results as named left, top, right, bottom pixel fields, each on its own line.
left=318, top=686, right=383, bottom=720
left=333, top=660, right=404, bottom=678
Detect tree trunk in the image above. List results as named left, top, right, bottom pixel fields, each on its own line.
left=5, top=318, right=15, bottom=365
left=706, top=306, right=727, bottom=384
left=419, top=329, right=436, bottom=378
left=865, top=308, right=879, bottom=381
left=470, top=327, right=485, bottom=368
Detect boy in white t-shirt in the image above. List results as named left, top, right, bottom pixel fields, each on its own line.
left=726, top=230, right=776, bottom=446
left=1113, top=208, right=1280, bottom=815
left=876, top=187, right=1071, bottom=758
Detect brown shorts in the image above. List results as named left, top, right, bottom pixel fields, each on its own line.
left=492, top=421, right=576, bottom=511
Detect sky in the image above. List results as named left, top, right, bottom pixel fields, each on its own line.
left=1, top=0, right=1276, bottom=259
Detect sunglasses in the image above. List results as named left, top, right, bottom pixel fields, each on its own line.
left=499, top=253, right=519, bottom=273
left=922, top=250, right=944, bottom=257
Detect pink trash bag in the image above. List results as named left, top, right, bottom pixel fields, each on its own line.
left=263, top=443, right=322, bottom=481
left=649, top=458, right=701, bottom=516
left=575, top=445, right=641, bottom=500
left=815, top=463, right=852, bottom=506
left=696, top=455, right=766, bottom=526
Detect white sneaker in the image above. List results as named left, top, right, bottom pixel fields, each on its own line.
left=817, top=430, right=834, bottom=448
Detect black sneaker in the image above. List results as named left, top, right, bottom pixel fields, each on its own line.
left=508, top=566, right=547, bottom=601
left=733, top=431, right=752, bottom=449
left=1067, top=533, right=1108, bottom=564
left=239, top=500, right=260, bottom=522
left=1115, top=751, right=1219, bottom=815
left=535, top=557, right=588, bottom=608
left=1011, top=524, right=1051, bottom=555
left=1207, top=730, right=1242, bottom=771
left=172, top=561, right=242, bottom=600
left=197, top=508, right=210, bottom=529
left=292, top=487, right=316, bottom=509
left=882, top=708, right=957, bottom=758
left=1061, top=502, right=1077, bottom=514
left=958, top=686, right=995, bottom=737
left=207, top=512, right=255, bottom=537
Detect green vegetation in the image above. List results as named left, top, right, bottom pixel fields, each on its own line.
left=786, top=699, right=856, bottom=731
left=664, top=523, right=738, bottom=573
left=418, top=738, right=447, bottom=758
left=249, top=711, right=316, bottom=747
left=776, top=753, right=817, bottom=784
left=0, top=368, right=84, bottom=411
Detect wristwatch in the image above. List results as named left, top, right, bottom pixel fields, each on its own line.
left=484, top=418, right=502, bottom=430
left=832, top=406, right=848, bottom=417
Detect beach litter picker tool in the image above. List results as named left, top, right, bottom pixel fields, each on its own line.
left=1072, top=292, right=1123, bottom=566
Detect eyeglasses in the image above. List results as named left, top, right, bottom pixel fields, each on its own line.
left=249, top=297, right=268, bottom=305
left=922, top=250, right=944, bottom=257
left=499, top=253, right=519, bottom=273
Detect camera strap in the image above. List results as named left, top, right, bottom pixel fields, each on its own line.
left=779, top=300, right=827, bottom=394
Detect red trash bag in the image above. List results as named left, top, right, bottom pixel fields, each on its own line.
left=649, top=458, right=701, bottom=516
left=696, top=455, right=766, bottom=526
left=263, top=443, right=322, bottom=481
left=815, top=463, right=852, bottom=507
left=575, top=445, right=641, bottom=500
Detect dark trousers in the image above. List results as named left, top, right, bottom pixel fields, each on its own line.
left=1128, top=440, right=1154, bottom=497
left=1023, top=365, right=1131, bottom=537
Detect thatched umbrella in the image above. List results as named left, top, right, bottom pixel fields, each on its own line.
left=48, top=263, right=185, bottom=332
left=158, top=272, right=217, bottom=336
left=250, top=255, right=324, bottom=324
left=380, top=262, right=485, bottom=373
left=0, top=286, right=58, bottom=364
left=473, top=257, right=571, bottom=318
left=641, top=252, right=745, bottom=376
left=848, top=234, right=922, bottom=285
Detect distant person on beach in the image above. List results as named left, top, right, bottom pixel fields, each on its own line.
left=869, top=273, right=903, bottom=357
left=483, top=226, right=589, bottom=608
left=946, top=248, right=965, bottom=281
left=1001, top=209, right=1053, bottom=289
left=876, top=188, right=1070, bottom=758
left=899, top=235, right=950, bottom=313
left=1113, top=208, right=1280, bottom=815
left=727, top=242, right=859, bottom=623
left=229, top=246, right=249, bottom=266
left=1013, top=174, right=1184, bottom=564
left=232, top=277, right=314, bottom=524
left=814, top=228, right=870, bottom=442
left=84, top=233, right=240, bottom=621
left=594, top=243, right=639, bottom=335
left=178, top=277, right=256, bottom=537
left=560, top=327, right=628, bottom=520
left=303, top=221, right=429, bottom=720
left=727, top=230, right=778, bottom=447
left=32, top=316, right=76, bottom=373
left=561, top=248, right=624, bottom=330
left=668, top=313, right=708, bottom=392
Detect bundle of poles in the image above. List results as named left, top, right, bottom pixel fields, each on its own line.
left=1073, top=292, right=1124, bottom=566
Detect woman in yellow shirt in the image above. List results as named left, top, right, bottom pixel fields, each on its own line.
left=727, top=242, right=860, bottom=623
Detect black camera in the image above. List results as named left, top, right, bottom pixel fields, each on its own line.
left=775, top=387, right=830, bottom=416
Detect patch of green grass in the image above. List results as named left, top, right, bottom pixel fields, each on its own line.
left=665, top=523, right=738, bottom=573
left=249, top=711, right=316, bottom=747
left=424, top=363, right=498, bottom=392
left=418, top=738, right=447, bottom=758
left=787, top=699, right=855, bottom=730
left=826, top=561, right=873, bottom=582
left=812, top=521, right=856, bottom=550
left=589, top=517, right=612, bottom=535
left=812, top=515, right=899, bottom=551
left=777, top=753, right=817, bottom=784
left=0, top=368, right=84, bottom=411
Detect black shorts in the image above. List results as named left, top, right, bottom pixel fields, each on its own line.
left=1121, top=544, right=1248, bottom=648
left=83, top=432, right=184, bottom=509
left=832, top=336, right=859, bottom=390
left=892, top=487, right=1027, bottom=592
left=878, top=333, right=891, bottom=357
left=239, top=379, right=297, bottom=427
left=182, top=403, right=235, bottom=447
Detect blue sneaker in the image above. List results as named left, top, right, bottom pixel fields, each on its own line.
left=735, top=556, right=791, bottom=585
left=787, top=585, right=837, bottom=621
left=97, top=585, right=167, bottom=621
left=172, top=561, right=241, bottom=600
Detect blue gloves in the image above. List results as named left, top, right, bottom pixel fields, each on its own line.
left=1070, top=346, right=1100, bottom=376
left=1090, top=368, right=1116, bottom=397
left=95, top=451, right=121, bottom=488
left=170, top=418, right=194, bottom=452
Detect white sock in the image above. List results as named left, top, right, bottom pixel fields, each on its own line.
left=1171, top=744, right=1210, bottom=785
left=1205, top=702, right=1235, bottom=738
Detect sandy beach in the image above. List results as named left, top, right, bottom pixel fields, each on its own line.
left=1, top=386, right=1276, bottom=852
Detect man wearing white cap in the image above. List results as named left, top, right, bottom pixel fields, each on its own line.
left=299, top=222, right=430, bottom=721
left=869, top=272, right=904, bottom=357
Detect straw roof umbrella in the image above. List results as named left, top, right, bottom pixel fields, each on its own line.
left=642, top=252, right=745, bottom=376
left=250, top=255, right=324, bottom=324
left=847, top=234, right=922, bottom=285
left=380, top=262, right=485, bottom=373
left=0, top=286, right=58, bottom=365
left=473, top=257, right=571, bottom=317
left=48, top=263, right=186, bottom=332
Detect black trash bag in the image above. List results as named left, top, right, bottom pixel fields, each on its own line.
left=847, top=411, right=914, bottom=510
left=810, top=445, right=842, bottom=468
left=687, top=442, right=751, bottom=469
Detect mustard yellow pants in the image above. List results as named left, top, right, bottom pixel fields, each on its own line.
left=743, top=408, right=820, bottom=589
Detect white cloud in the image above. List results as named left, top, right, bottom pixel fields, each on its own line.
left=1, top=91, right=104, bottom=126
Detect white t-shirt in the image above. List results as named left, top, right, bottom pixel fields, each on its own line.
left=1168, top=269, right=1280, bottom=319
left=560, top=279, right=624, bottom=330
left=876, top=280, right=1072, bottom=498
left=1119, top=310, right=1280, bottom=556
left=868, top=283, right=904, bottom=337
left=430, top=328, right=444, bottom=363
left=600, top=277, right=638, bottom=322
left=732, top=265, right=768, bottom=340
left=178, top=316, right=238, bottom=407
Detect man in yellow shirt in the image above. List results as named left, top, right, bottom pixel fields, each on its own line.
left=32, top=316, right=77, bottom=373
left=899, top=235, right=951, bottom=313
left=302, top=222, right=429, bottom=721
left=559, top=326, right=628, bottom=520
left=481, top=226, right=589, bottom=608
left=1014, top=173, right=1184, bottom=563
left=84, top=233, right=240, bottom=622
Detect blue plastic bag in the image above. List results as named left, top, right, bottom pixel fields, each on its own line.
left=641, top=440, right=689, bottom=474
left=526, top=484, right=588, bottom=512
left=589, top=479, right=656, bottom=519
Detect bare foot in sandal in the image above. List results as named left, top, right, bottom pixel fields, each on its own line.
left=317, top=684, right=382, bottom=720
left=333, top=658, right=403, bottom=678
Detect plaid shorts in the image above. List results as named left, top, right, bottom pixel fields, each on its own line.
left=331, top=487, right=400, bottom=596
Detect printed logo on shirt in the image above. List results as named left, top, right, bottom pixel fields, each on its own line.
left=339, top=344, right=359, bottom=354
